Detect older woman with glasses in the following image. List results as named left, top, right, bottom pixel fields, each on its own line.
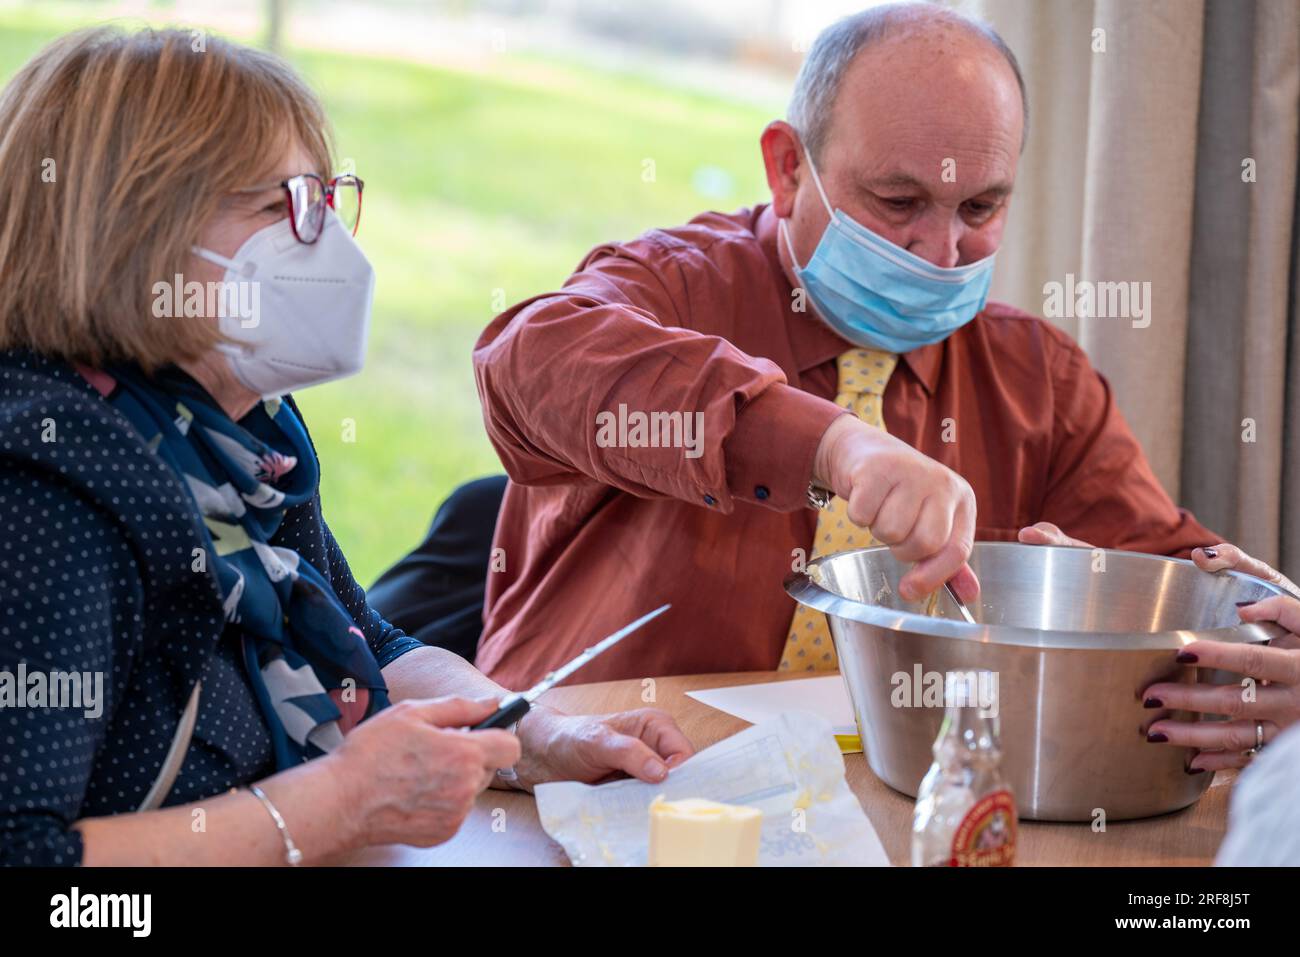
left=0, top=26, right=691, bottom=867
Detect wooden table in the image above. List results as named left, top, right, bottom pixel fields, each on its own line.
left=348, top=671, right=1234, bottom=866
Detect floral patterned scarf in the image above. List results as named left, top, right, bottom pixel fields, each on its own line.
left=92, top=364, right=389, bottom=768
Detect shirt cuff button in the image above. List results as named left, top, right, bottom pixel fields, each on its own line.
left=755, top=485, right=770, bottom=500
left=703, top=493, right=717, bottom=506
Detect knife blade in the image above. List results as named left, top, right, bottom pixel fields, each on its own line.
left=470, top=604, right=671, bottom=730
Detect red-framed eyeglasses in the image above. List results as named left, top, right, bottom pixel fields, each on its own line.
left=282, top=173, right=364, bottom=244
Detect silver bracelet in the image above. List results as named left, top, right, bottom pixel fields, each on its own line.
left=495, top=715, right=526, bottom=788
left=249, top=784, right=303, bottom=866
left=807, top=482, right=834, bottom=510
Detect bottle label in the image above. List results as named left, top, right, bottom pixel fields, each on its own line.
left=949, top=790, right=1016, bottom=867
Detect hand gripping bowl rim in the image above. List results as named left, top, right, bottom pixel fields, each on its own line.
left=784, top=542, right=1290, bottom=652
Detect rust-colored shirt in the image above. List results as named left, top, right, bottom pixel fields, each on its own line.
left=473, top=205, right=1216, bottom=689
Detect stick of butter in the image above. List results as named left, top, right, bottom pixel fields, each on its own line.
left=648, top=797, right=762, bottom=867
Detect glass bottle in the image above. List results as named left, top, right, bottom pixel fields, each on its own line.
left=911, top=670, right=1017, bottom=867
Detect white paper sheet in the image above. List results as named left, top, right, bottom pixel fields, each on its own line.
left=686, top=675, right=858, bottom=737
left=535, top=710, right=889, bottom=866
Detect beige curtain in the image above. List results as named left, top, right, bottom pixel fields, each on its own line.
left=956, top=0, right=1300, bottom=570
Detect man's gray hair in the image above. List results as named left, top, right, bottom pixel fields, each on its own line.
left=787, top=3, right=1029, bottom=161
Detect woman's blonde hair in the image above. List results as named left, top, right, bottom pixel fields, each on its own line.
left=0, top=26, right=334, bottom=369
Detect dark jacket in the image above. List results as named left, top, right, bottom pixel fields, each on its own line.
left=0, top=349, right=423, bottom=865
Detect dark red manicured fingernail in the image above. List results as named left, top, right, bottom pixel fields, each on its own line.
left=1143, top=697, right=1163, bottom=709
left=1146, top=732, right=1168, bottom=743
left=1176, top=652, right=1198, bottom=664
left=1185, top=766, right=1206, bottom=775
left=1203, top=548, right=1218, bottom=559
left=1235, top=601, right=1254, bottom=607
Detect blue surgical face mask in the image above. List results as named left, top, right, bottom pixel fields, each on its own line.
left=779, top=152, right=996, bottom=353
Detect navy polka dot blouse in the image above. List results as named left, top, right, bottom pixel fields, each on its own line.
left=0, top=350, right=424, bottom=865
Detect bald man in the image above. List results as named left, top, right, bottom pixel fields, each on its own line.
left=469, top=2, right=1217, bottom=688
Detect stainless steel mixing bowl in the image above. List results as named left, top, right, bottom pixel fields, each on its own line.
left=785, top=542, right=1289, bottom=821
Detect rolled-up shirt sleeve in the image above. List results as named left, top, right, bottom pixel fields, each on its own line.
left=474, top=236, right=842, bottom=514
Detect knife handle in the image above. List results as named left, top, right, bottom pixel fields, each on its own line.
left=470, top=693, right=531, bottom=731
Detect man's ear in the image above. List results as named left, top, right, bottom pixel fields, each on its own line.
left=760, top=120, right=804, bottom=219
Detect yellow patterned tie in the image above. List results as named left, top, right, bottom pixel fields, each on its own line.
left=779, top=348, right=898, bottom=672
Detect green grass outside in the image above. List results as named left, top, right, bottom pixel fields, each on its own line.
left=0, top=6, right=781, bottom=582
